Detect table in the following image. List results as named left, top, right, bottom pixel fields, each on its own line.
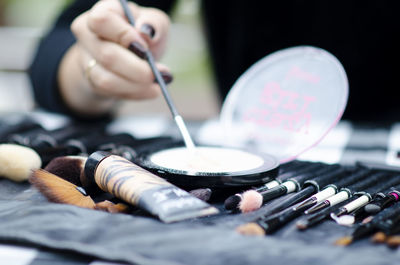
left=1, top=112, right=400, bottom=265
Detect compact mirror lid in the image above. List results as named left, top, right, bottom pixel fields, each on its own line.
left=219, top=46, right=349, bottom=163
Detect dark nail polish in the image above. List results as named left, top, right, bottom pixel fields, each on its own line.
left=154, top=71, right=173, bottom=84
left=140, top=24, right=155, bottom=39
left=128, top=42, right=146, bottom=59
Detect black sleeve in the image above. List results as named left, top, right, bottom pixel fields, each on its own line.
left=29, top=0, right=176, bottom=120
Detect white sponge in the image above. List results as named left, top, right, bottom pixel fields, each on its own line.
left=0, top=144, right=42, bottom=182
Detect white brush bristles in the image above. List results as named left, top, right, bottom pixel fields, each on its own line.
left=0, top=144, right=42, bottom=182
left=239, top=190, right=263, bottom=213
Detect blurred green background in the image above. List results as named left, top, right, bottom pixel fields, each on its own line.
left=0, top=0, right=219, bottom=119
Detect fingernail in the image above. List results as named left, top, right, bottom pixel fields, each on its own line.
left=140, top=24, right=155, bottom=39
left=128, top=42, right=146, bottom=59
left=154, top=71, right=173, bottom=84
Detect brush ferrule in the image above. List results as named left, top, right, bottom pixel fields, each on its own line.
left=174, top=115, right=195, bottom=149
left=257, top=180, right=281, bottom=192
left=283, top=180, right=298, bottom=193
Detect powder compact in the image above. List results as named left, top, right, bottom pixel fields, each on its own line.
left=137, top=146, right=279, bottom=188
left=132, top=46, right=349, bottom=188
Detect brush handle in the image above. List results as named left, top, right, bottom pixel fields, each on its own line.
left=334, top=168, right=371, bottom=189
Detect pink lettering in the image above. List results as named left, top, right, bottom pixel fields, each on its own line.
left=285, top=66, right=320, bottom=84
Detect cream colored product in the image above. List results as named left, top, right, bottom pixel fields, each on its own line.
left=84, top=151, right=219, bottom=223
left=150, top=146, right=265, bottom=173
left=0, top=144, right=42, bottom=182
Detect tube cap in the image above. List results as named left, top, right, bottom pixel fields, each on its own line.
left=83, top=151, right=111, bottom=189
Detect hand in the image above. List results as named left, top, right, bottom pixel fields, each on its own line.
left=58, top=0, right=171, bottom=116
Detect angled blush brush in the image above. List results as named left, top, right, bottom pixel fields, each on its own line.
left=29, top=169, right=96, bottom=209
left=29, top=169, right=129, bottom=213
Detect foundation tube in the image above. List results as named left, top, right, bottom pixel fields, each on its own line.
left=84, top=151, right=219, bottom=223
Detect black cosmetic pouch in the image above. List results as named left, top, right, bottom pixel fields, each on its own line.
left=0, top=176, right=399, bottom=265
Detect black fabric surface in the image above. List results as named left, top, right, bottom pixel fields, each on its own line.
left=0, top=176, right=399, bottom=265
left=2, top=114, right=400, bottom=264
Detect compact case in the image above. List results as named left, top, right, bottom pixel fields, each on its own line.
left=136, top=46, right=349, bottom=188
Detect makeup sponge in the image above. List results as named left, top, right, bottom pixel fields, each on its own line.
left=0, top=143, right=42, bottom=182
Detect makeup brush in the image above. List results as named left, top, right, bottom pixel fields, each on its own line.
left=334, top=202, right=400, bottom=246
left=364, top=188, right=400, bottom=214
left=262, top=166, right=351, bottom=216
left=29, top=169, right=129, bottom=213
left=44, top=155, right=87, bottom=186
left=239, top=164, right=339, bottom=213
left=371, top=212, right=400, bottom=246
left=0, top=117, right=43, bottom=142
left=119, top=0, right=195, bottom=149
left=237, top=204, right=303, bottom=236
left=305, top=169, right=379, bottom=214
left=29, top=169, right=96, bottom=209
left=0, top=143, right=42, bottom=182
left=224, top=161, right=317, bottom=210
left=237, top=168, right=348, bottom=234
left=296, top=197, right=355, bottom=230
left=237, top=167, right=355, bottom=234
left=235, top=162, right=326, bottom=212
left=331, top=172, right=394, bottom=220
left=189, top=188, right=212, bottom=202
left=347, top=178, right=400, bottom=223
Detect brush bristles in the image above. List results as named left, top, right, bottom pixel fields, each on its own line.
left=95, top=200, right=129, bottom=213
left=239, top=190, right=263, bottom=213
left=29, top=169, right=95, bottom=209
left=386, top=236, right=400, bottom=248
left=236, top=222, right=265, bottom=236
left=224, top=194, right=242, bottom=210
left=44, top=156, right=87, bottom=186
left=189, top=188, right=212, bottom=202
left=371, top=232, right=387, bottom=244
left=334, top=236, right=353, bottom=246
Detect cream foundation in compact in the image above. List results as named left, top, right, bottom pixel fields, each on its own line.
left=138, top=146, right=279, bottom=188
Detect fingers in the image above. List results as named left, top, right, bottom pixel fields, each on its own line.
left=87, top=0, right=170, bottom=59
left=69, top=0, right=172, bottom=101
left=72, top=11, right=154, bottom=84
left=87, top=0, right=147, bottom=48
left=82, top=50, right=161, bottom=100
left=135, top=7, right=170, bottom=59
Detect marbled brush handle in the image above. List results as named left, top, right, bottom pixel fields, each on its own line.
left=90, top=155, right=170, bottom=205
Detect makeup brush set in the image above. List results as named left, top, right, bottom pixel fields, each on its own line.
left=232, top=160, right=400, bottom=247
left=3, top=113, right=400, bottom=249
